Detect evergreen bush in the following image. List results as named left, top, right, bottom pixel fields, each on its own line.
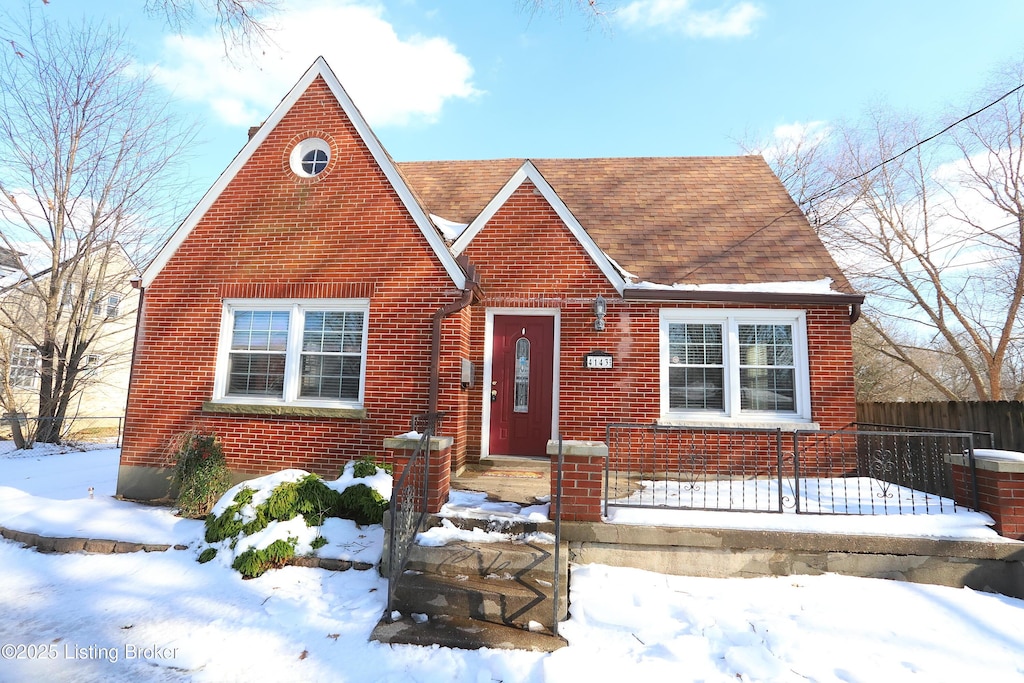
left=337, top=483, right=388, bottom=525
left=197, top=460, right=392, bottom=577
left=169, top=430, right=230, bottom=519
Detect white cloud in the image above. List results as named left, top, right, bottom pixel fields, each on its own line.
left=618, top=0, right=765, bottom=38
left=150, top=0, right=478, bottom=128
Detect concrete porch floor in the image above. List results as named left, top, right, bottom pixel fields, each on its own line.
left=451, top=456, right=551, bottom=504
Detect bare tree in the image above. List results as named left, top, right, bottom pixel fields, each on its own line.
left=143, top=0, right=278, bottom=52
left=738, top=121, right=850, bottom=236
left=756, top=69, right=1024, bottom=401
left=0, top=12, right=194, bottom=443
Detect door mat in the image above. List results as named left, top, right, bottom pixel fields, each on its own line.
left=477, top=470, right=545, bottom=479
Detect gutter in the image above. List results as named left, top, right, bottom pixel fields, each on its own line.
left=621, top=287, right=865, bottom=324
left=428, top=258, right=483, bottom=424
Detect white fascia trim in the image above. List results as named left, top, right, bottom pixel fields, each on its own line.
left=451, top=160, right=626, bottom=295
left=142, top=56, right=466, bottom=291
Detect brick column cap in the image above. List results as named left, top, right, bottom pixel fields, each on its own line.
left=383, top=434, right=454, bottom=451
left=946, top=450, right=1024, bottom=474
left=546, top=439, right=608, bottom=457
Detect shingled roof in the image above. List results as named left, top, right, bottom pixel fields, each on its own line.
left=396, top=156, right=855, bottom=293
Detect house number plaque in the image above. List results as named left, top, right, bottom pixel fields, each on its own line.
left=584, top=350, right=613, bottom=369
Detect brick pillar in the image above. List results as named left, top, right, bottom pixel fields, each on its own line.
left=384, top=435, right=453, bottom=514
left=547, top=439, right=607, bottom=522
left=948, top=451, right=1024, bottom=541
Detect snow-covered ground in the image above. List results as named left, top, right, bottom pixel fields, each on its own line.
left=1, top=443, right=1023, bottom=682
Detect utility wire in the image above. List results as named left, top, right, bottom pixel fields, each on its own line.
left=800, top=80, right=1024, bottom=207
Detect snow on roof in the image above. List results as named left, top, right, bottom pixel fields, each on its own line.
left=429, top=213, right=469, bottom=242
left=627, top=277, right=841, bottom=295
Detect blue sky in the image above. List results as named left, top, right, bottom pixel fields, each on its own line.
left=41, top=1, right=1024, bottom=195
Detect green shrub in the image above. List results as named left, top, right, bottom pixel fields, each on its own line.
left=196, top=462, right=392, bottom=576
left=262, top=474, right=345, bottom=527
left=337, top=483, right=388, bottom=525
left=231, top=538, right=297, bottom=579
left=352, top=454, right=392, bottom=478
left=204, top=486, right=255, bottom=543
left=170, top=431, right=230, bottom=519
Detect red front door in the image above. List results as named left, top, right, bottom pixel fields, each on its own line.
left=489, top=315, right=554, bottom=456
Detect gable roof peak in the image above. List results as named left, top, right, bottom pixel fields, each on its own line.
left=140, top=56, right=466, bottom=290
left=450, top=158, right=626, bottom=294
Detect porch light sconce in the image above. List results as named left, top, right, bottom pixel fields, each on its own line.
left=592, top=294, right=607, bottom=331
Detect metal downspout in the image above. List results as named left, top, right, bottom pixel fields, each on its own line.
left=428, top=261, right=481, bottom=422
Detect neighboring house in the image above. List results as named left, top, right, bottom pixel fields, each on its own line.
left=117, top=58, right=863, bottom=500
left=0, top=242, right=138, bottom=425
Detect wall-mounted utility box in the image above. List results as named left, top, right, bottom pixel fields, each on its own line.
left=460, top=358, right=475, bottom=388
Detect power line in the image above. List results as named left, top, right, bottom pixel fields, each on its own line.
left=801, top=80, right=1024, bottom=207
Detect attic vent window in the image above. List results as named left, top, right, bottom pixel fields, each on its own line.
left=289, top=137, right=331, bottom=178
left=302, top=149, right=328, bottom=175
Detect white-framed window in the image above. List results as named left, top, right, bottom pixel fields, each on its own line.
left=10, top=345, right=39, bottom=389
left=288, top=138, right=331, bottom=178
left=659, top=309, right=811, bottom=422
left=213, top=299, right=369, bottom=408
left=93, top=294, right=121, bottom=318
left=81, top=353, right=103, bottom=377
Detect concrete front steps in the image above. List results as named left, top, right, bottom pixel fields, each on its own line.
left=372, top=515, right=568, bottom=651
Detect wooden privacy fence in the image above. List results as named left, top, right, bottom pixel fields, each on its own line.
left=857, top=401, right=1024, bottom=452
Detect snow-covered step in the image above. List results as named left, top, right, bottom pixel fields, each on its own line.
left=392, top=571, right=566, bottom=631
left=405, top=539, right=563, bottom=580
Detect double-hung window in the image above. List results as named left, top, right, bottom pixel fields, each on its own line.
left=10, top=345, right=39, bottom=389
left=214, top=299, right=369, bottom=408
left=660, top=309, right=810, bottom=423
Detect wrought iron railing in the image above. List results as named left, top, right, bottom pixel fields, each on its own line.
left=605, top=423, right=787, bottom=516
left=793, top=428, right=975, bottom=515
left=551, top=437, right=565, bottom=638
left=604, top=423, right=978, bottom=516
left=385, top=414, right=436, bottom=621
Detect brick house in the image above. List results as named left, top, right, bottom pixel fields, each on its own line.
left=116, top=57, right=863, bottom=501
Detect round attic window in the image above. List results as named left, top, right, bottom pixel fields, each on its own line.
left=289, top=137, right=331, bottom=178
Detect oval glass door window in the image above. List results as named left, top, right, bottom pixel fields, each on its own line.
left=513, top=337, right=530, bottom=413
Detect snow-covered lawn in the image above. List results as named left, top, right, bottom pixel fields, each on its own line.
left=1, top=443, right=1023, bottom=682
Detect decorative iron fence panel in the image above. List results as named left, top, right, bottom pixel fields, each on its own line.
left=604, top=424, right=978, bottom=516
left=605, top=423, right=786, bottom=515
left=792, top=429, right=975, bottom=515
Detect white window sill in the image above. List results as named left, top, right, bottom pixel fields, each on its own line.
left=203, top=401, right=366, bottom=419
left=657, top=416, right=819, bottom=432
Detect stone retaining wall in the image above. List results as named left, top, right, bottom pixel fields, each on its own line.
left=561, top=522, right=1024, bottom=599
left=0, top=526, right=373, bottom=571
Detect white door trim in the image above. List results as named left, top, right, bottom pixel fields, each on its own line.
left=481, top=308, right=560, bottom=459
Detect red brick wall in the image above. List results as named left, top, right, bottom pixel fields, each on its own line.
left=458, top=182, right=858, bottom=464
left=121, top=76, right=464, bottom=481
left=123, top=81, right=859, bottom=490
left=953, top=464, right=1024, bottom=540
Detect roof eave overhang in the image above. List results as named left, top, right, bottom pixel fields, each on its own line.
left=623, top=288, right=865, bottom=307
